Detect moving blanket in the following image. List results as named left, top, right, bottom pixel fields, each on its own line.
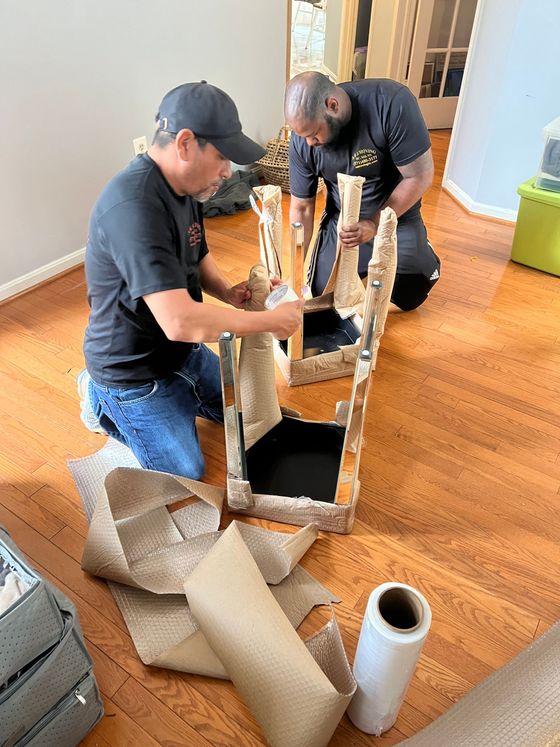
left=402, top=619, right=560, bottom=747
left=69, top=440, right=356, bottom=746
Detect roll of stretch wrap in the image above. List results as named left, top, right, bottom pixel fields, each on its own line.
left=264, top=283, right=299, bottom=310
left=347, top=582, right=432, bottom=735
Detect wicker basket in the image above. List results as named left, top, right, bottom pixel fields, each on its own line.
left=258, top=126, right=291, bottom=192
left=258, top=126, right=324, bottom=194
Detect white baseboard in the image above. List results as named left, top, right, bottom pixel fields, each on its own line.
left=443, top=178, right=518, bottom=223
left=0, top=247, right=86, bottom=303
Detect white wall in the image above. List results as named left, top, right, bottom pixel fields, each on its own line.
left=0, top=0, right=287, bottom=298
left=444, top=0, right=560, bottom=221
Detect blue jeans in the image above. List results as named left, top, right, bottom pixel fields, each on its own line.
left=89, top=344, right=223, bottom=479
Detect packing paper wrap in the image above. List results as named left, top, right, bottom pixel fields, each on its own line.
left=69, top=440, right=356, bottom=745
left=361, top=206, right=398, bottom=360
left=253, top=177, right=396, bottom=386
left=239, top=264, right=282, bottom=449
left=252, top=184, right=283, bottom=278
left=332, top=173, right=366, bottom=318
left=224, top=214, right=397, bottom=531
left=276, top=202, right=397, bottom=388
left=347, top=582, right=431, bottom=735
left=185, top=522, right=356, bottom=747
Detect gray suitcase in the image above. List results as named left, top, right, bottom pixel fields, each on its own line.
left=0, top=527, right=103, bottom=746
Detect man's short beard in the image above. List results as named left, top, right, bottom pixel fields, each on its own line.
left=194, top=183, right=222, bottom=203
left=322, top=114, right=344, bottom=146
left=194, top=191, right=212, bottom=204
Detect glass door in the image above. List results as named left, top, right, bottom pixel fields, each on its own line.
left=406, top=0, right=478, bottom=129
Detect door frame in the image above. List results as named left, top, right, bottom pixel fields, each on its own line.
left=363, top=0, right=414, bottom=81
left=285, top=0, right=482, bottom=109
left=408, top=0, right=457, bottom=128
left=336, top=0, right=360, bottom=81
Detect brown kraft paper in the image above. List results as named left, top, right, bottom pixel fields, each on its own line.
left=185, top=522, right=356, bottom=747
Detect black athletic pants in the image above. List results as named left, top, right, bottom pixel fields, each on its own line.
left=309, top=211, right=441, bottom=311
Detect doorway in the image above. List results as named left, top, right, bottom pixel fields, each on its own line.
left=287, top=0, right=480, bottom=129
left=406, top=0, right=479, bottom=128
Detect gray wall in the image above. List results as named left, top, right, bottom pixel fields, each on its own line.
left=444, top=0, right=560, bottom=218
left=0, top=1, right=287, bottom=292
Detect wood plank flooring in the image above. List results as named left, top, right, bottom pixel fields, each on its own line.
left=1, top=130, right=559, bottom=745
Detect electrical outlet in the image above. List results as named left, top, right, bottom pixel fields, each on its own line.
left=133, top=136, right=148, bottom=156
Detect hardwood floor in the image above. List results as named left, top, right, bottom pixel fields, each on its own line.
left=1, top=130, right=559, bottom=745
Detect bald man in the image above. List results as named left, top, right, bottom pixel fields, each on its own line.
left=285, top=73, right=440, bottom=311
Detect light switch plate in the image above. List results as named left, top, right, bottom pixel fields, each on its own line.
left=133, top=136, right=148, bottom=156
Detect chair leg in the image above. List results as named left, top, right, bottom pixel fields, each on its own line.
left=334, top=280, right=383, bottom=505
left=287, top=222, right=305, bottom=361
left=219, top=332, right=248, bottom=481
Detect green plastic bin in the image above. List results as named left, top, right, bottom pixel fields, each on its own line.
left=511, top=177, right=560, bottom=276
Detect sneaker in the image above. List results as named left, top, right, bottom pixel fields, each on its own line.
left=77, top=369, right=107, bottom=434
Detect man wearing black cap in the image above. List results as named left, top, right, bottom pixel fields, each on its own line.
left=79, top=81, right=302, bottom=480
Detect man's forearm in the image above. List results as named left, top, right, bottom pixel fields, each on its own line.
left=144, top=288, right=284, bottom=343
left=380, top=174, right=432, bottom=220
left=341, top=174, right=429, bottom=248
left=174, top=302, right=277, bottom=342
left=289, top=198, right=316, bottom=256
left=380, top=150, right=434, bottom=222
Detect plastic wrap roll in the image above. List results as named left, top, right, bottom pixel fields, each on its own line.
left=264, top=284, right=299, bottom=310
left=347, top=582, right=432, bottom=735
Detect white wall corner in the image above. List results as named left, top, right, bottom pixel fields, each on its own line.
left=1, top=1, right=286, bottom=299
left=442, top=177, right=518, bottom=223
left=0, top=248, right=85, bottom=303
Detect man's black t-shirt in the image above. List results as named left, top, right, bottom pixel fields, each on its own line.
left=289, top=78, right=431, bottom=215
left=84, top=153, right=208, bottom=387
left=289, top=79, right=433, bottom=276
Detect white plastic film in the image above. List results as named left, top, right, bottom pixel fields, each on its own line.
left=347, top=582, right=432, bottom=735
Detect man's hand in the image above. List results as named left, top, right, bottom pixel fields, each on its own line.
left=339, top=218, right=377, bottom=247
left=268, top=299, right=304, bottom=340
left=225, top=281, right=251, bottom=309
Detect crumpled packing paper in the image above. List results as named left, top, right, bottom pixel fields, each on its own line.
left=69, top=440, right=356, bottom=746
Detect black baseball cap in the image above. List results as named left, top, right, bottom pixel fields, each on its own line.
left=156, top=81, right=266, bottom=164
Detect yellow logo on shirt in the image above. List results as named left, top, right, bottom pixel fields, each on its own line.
left=352, top=148, right=378, bottom=170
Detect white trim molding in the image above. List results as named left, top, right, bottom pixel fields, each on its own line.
left=0, top=247, right=85, bottom=303
left=443, top=178, right=518, bottom=223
